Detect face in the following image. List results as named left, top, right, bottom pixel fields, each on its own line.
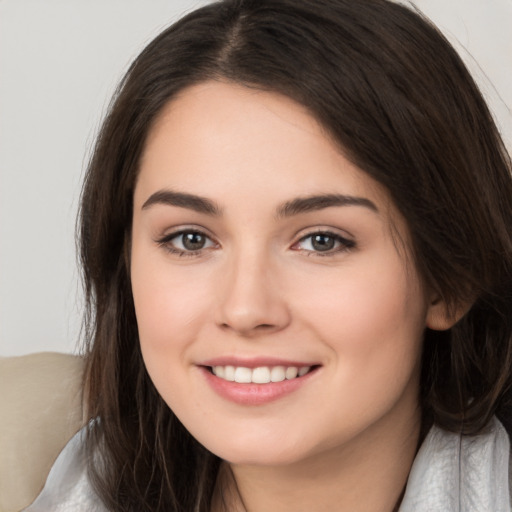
left=131, top=81, right=433, bottom=467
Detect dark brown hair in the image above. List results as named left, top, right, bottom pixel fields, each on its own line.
left=79, top=0, right=512, bottom=510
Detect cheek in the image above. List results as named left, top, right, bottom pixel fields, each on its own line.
left=130, top=246, right=212, bottom=359
left=130, top=257, right=212, bottom=413
left=130, top=255, right=220, bottom=430
left=296, top=254, right=427, bottom=376
left=289, top=259, right=426, bottom=446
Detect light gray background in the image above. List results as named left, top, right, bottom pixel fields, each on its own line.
left=1, top=0, right=511, bottom=356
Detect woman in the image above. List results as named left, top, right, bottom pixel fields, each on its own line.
left=26, top=0, right=512, bottom=510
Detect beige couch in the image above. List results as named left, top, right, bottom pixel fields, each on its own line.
left=0, top=353, right=86, bottom=512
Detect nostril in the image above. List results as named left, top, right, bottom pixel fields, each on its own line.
left=218, top=321, right=277, bottom=332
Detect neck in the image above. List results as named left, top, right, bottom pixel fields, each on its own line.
left=212, top=406, right=421, bottom=512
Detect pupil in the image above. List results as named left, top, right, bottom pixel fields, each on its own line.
left=183, top=232, right=205, bottom=250
left=312, top=234, right=334, bottom=251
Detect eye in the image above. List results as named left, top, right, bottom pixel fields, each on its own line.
left=157, top=229, right=216, bottom=255
left=293, top=231, right=355, bottom=255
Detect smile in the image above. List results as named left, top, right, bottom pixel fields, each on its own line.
left=200, top=362, right=320, bottom=405
left=211, top=365, right=312, bottom=384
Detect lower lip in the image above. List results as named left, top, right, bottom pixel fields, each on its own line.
left=199, top=366, right=318, bottom=405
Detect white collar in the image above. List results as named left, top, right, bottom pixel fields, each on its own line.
left=399, top=416, right=511, bottom=511
left=26, top=417, right=510, bottom=511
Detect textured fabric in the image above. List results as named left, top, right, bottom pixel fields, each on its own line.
left=399, top=416, right=511, bottom=511
left=0, top=353, right=85, bottom=512
left=24, top=418, right=511, bottom=511
left=22, top=429, right=106, bottom=512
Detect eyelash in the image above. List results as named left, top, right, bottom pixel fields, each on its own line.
left=292, top=230, right=356, bottom=257
left=156, top=229, right=217, bottom=257
left=155, top=229, right=355, bottom=258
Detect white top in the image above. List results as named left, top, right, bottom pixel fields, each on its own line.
left=25, top=417, right=511, bottom=511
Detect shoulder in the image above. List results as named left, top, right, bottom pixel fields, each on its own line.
left=22, top=426, right=107, bottom=512
left=400, top=416, right=511, bottom=511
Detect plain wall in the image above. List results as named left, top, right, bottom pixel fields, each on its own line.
left=1, top=0, right=511, bottom=356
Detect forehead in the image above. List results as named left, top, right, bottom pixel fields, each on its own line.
left=136, top=80, right=394, bottom=217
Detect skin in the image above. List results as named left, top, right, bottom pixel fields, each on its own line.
left=130, top=81, right=453, bottom=512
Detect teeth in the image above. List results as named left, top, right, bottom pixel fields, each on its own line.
left=234, top=367, right=252, bottom=383
left=224, top=365, right=235, bottom=381
left=285, top=367, right=298, bottom=379
left=252, top=366, right=270, bottom=384
left=212, top=365, right=312, bottom=383
left=298, top=366, right=310, bottom=377
left=270, top=366, right=286, bottom=382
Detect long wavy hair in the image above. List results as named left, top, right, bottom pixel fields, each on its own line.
left=78, top=0, right=512, bottom=510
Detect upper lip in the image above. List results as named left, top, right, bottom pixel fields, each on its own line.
left=199, top=357, right=320, bottom=369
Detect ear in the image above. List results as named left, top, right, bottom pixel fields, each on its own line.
left=426, top=292, right=473, bottom=331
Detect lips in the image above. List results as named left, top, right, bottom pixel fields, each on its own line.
left=199, top=358, right=320, bottom=405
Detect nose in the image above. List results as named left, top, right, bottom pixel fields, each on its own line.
left=216, top=251, right=291, bottom=337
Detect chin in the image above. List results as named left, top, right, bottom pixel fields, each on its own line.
left=193, top=426, right=327, bottom=467
left=217, top=446, right=307, bottom=467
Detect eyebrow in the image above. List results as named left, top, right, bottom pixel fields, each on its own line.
left=142, top=190, right=222, bottom=215
left=141, top=189, right=378, bottom=217
left=276, top=194, right=378, bottom=218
